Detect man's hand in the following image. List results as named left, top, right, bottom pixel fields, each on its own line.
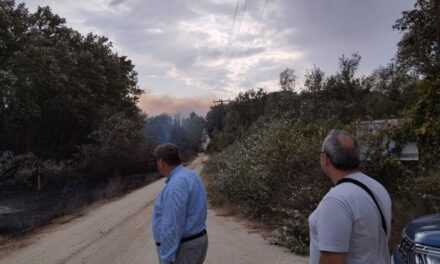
left=319, top=251, right=346, bottom=264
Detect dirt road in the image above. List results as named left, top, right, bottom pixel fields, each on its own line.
left=0, top=155, right=308, bottom=264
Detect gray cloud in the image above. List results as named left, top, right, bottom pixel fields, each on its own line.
left=109, top=0, right=125, bottom=6
left=22, top=0, right=415, bottom=102
left=274, top=0, right=414, bottom=73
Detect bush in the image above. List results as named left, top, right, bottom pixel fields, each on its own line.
left=412, top=171, right=440, bottom=211
left=204, top=119, right=333, bottom=254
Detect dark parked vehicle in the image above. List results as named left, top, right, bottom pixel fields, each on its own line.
left=393, top=214, right=440, bottom=263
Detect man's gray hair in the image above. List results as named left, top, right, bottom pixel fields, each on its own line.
left=322, top=129, right=360, bottom=170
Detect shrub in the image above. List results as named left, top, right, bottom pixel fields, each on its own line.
left=205, top=119, right=333, bottom=254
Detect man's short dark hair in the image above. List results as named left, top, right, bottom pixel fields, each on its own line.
left=322, top=129, right=360, bottom=170
left=153, top=143, right=182, bottom=166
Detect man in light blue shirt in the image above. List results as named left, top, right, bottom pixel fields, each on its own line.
left=152, top=143, right=208, bottom=264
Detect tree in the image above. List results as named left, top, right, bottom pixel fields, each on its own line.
left=78, top=111, right=148, bottom=177
left=144, top=114, right=174, bottom=145
left=205, top=104, right=226, bottom=137
left=312, top=53, right=367, bottom=122
left=336, top=53, right=363, bottom=99
left=280, top=68, right=296, bottom=91
left=182, top=112, right=206, bottom=152
left=394, top=0, right=440, bottom=166
left=144, top=113, right=206, bottom=159
left=393, top=0, right=440, bottom=78
left=361, top=63, right=417, bottom=118
left=304, top=66, right=325, bottom=94
left=0, top=1, right=29, bottom=66
left=205, top=89, right=268, bottom=150
left=0, top=1, right=143, bottom=158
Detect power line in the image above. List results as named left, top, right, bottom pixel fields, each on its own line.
left=230, top=0, right=241, bottom=45
left=225, top=0, right=241, bottom=58
left=235, top=0, right=248, bottom=42
left=213, top=99, right=232, bottom=106
left=227, top=0, right=247, bottom=59
left=261, top=0, right=268, bottom=20
left=231, top=0, right=240, bottom=35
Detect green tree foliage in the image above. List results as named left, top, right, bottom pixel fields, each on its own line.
left=411, top=79, right=440, bottom=167
left=317, top=53, right=368, bottom=122
left=206, top=89, right=266, bottom=150
left=394, top=0, right=440, bottom=167
left=181, top=112, right=206, bottom=153
left=205, top=103, right=225, bottom=137
left=144, top=114, right=174, bottom=145
left=77, top=111, right=149, bottom=179
left=0, top=1, right=142, bottom=158
left=280, top=68, right=296, bottom=91
left=304, top=66, right=324, bottom=94
left=224, top=88, right=266, bottom=135
left=362, top=63, right=417, bottom=119
left=206, top=54, right=417, bottom=152
left=393, top=0, right=440, bottom=77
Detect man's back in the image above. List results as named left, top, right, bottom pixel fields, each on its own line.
left=176, top=166, right=208, bottom=235
left=309, top=172, right=392, bottom=264
left=152, top=144, right=208, bottom=264
left=153, top=165, right=208, bottom=263
left=153, top=165, right=207, bottom=241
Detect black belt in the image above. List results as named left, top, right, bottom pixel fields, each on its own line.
left=156, top=229, right=206, bottom=247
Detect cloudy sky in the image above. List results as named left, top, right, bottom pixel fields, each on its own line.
left=22, top=0, right=414, bottom=115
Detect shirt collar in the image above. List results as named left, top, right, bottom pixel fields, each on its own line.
left=166, top=165, right=183, bottom=183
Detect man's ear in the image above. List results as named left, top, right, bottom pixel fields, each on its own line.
left=324, top=154, right=331, bottom=166
left=323, top=153, right=333, bottom=167
left=158, top=159, right=168, bottom=170
left=324, top=154, right=336, bottom=172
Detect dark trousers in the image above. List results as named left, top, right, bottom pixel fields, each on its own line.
left=157, top=234, right=208, bottom=264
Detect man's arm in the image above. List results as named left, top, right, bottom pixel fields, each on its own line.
left=319, top=251, right=346, bottom=264
left=158, top=180, right=189, bottom=263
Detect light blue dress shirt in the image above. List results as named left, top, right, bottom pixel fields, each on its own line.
left=152, top=165, right=207, bottom=263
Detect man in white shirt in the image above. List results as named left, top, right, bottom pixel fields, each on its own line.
left=309, top=129, right=392, bottom=264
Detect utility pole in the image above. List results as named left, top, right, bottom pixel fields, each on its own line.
left=213, top=100, right=232, bottom=106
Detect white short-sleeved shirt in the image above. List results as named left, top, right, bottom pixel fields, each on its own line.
left=308, top=172, right=392, bottom=264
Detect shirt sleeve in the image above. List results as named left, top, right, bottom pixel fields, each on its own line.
left=317, top=196, right=353, bottom=253
left=158, top=179, right=190, bottom=263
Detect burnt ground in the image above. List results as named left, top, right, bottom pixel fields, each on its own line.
left=0, top=173, right=160, bottom=238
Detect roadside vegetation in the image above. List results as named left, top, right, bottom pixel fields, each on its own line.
left=0, top=1, right=205, bottom=236
left=204, top=0, right=440, bottom=255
